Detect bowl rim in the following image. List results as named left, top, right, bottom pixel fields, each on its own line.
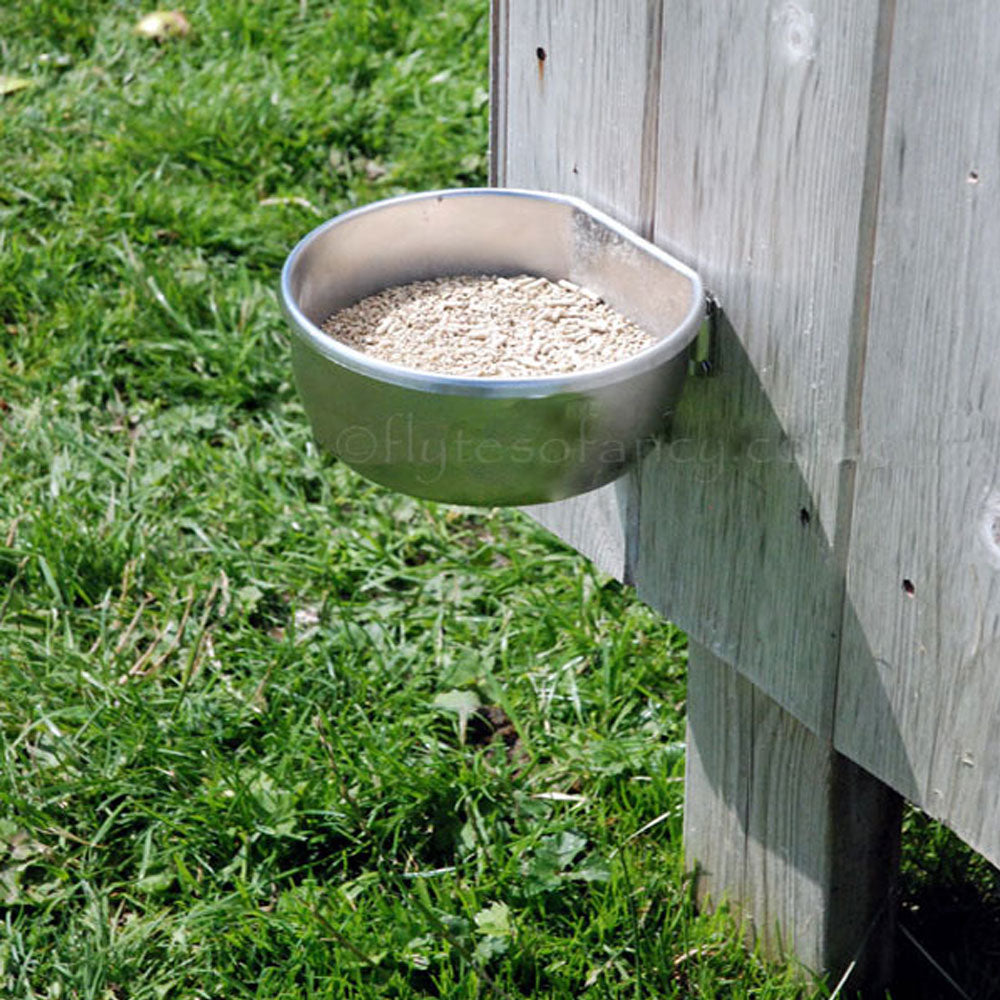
left=280, top=187, right=705, bottom=399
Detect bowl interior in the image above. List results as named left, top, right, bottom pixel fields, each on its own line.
left=284, top=190, right=701, bottom=388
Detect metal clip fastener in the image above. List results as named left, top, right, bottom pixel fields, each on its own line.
left=689, top=291, right=719, bottom=376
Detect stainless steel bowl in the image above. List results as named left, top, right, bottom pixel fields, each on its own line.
left=280, top=188, right=704, bottom=506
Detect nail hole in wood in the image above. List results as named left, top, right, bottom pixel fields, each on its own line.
left=799, top=507, right=810, bottom=526
left=902, top=578, right=915, bottom=596
left=536, top=46, right=547, bottom=61
left=968, top=170, right=980, bottom=184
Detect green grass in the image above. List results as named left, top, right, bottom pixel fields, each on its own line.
left=1, top=2, right=999, bottom=998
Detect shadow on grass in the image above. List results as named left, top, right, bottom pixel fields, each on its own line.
left=889, top=808, right=1000, bottom=1000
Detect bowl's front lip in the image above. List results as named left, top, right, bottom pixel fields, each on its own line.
left=280, top=187, right=705, bottom=399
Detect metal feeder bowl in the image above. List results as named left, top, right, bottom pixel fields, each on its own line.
left=280, top=188, right=704, bottom=506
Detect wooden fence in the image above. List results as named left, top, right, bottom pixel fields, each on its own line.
left=491, top=0, right=1000, bottom=988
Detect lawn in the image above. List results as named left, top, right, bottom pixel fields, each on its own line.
left=1, top=2, right=999, bottom=998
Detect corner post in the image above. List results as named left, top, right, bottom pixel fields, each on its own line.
left=684, top=641, right=903, bottom=992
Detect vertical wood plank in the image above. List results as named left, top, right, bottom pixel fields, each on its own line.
left=493, top=0, right=664, bottom=580
left=634, top=0, right=891, bottom=735
left=498, top=0, right=662, bottom=236
left=836, top=1, right=1000, bottom=866
left=492, top=1, right=914, bottom=982
left=686, top=642, right=902, bottom=987
left=488, top=0, right=508, bottom=188
left=521, top=474, right=634, bottom=582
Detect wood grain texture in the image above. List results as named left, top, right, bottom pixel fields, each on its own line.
left=521, top=474, right=633, bottom=582
left=497, top=0, right=662, bottom=236
left=686, top=642, right=901, bottom=988
left=633, top=0, right=890, bottom=735
left=493, top=0, right=665, bottom=580
left=488, top=0, right=508, bottom=187
left=495, top=0, right=1000, bottom=875
left=835, top=1, right=1000, bottom=866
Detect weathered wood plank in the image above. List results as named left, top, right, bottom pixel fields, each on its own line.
left=494, top=0, right=662, bottom=236
left=634, top=0, right=890, bottom=735
left=836, top=1, right=1000, bottom=866
left=492, top=0, right=664, bottom=580
left=686, top=642, right=902, bottom=988
left=521, top=474, right=634, bottom=582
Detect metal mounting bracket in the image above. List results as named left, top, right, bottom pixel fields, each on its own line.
left=689, top=291, right=719, bottom=376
